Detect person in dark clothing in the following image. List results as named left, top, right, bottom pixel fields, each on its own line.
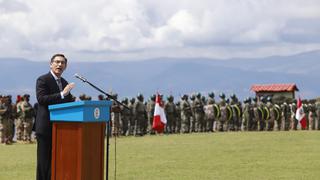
left=35, top=54, right=75, bottom=180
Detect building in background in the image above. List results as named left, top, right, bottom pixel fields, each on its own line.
left=251, top=83, right=299, bottom=102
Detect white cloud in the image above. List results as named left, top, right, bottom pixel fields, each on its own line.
left=0, top=0, right=320, bottom=61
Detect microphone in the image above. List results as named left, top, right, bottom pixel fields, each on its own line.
left=74, top=73, right=87, bottom=82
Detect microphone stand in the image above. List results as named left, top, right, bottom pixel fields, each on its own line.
left=74, top=74, right=129, bottom=180
left=74, top=74, right=129, bottom=109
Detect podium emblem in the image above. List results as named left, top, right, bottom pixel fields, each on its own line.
left=94, top=107, right=100, bottom=119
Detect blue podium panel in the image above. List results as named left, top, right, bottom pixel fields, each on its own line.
left=49, top=100, right=112, bottom=122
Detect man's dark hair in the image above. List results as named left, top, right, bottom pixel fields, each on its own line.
left=50, top=53, right=68, bottom=63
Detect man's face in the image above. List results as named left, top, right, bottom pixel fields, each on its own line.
left=50, top=56, right=67, bottom=77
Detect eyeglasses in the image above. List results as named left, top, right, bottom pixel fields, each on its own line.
left=53, top=60, right=66, bottom=65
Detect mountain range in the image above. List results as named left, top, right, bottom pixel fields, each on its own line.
left=0, top=50, right=319, bottom=104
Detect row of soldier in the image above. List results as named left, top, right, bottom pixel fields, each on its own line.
left=0, top=94, right=34, bottom=144
left=107, top=92, right=320, bottom=136
left=1, top=92, right=320, bottom=144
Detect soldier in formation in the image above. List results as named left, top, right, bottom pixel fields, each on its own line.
left=204, top=92, right=218, bottom=132
left=0, top=95, right=16, bottom=144
left=133, top=93, right=147, bottom=136
left=18, top=94, right=34, bottom=142
left=2, top=92, right=320, bottom=143
left=111, top=94, right=122, bottom=136
left=164, top=95, right=176, bottom=134
left=120, top=98, right=130, bottom=136
left=180, top=94, right=192, bottom=133
left=146, top=95, right=156, bottom=134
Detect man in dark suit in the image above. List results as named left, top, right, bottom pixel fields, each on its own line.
left=35, top=54, right=75, bottom=180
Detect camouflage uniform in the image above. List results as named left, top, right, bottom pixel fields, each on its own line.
left=258, top=97, right=268, bottom=131
left=230, top=94, right=242, bottom=131
left=273, top=104, right=282, bottom=131
left=189, top=95, right=196, bottom=132
left=204, top=93, right=217, bottom=132
left=0, top=96, right=13, bottom=144
left=120, top=98, right=130, bottom=136
left=266, top=98, right=275, bottom=131
left=175, top=102, right=181, bottom=133
left=128, top=98, right=136, bottom=136
left=146, top=95, right=156, bottom=134
left=15, top=98, right=24, bottom=141
left=111, top=94, right=122, bottom=136
left=134, top=94, right=147, bottom=136
left=308, top=103, right=316, bottom=130
left=164, top=95, right=176, bottom=134
left=6, top=96, right=14, bottom=142
left=242, top=98, right=252, bottom=131
left=252, top=97, right=263, bottom=131
left=290, top=101, right=298, bottom=130
left=281, top=102, right=291, bottom=131
left=315, top=101, right=320, bottom=130
left=180, top=95, right=192, bottom=133
left=193, top=93, right=205, bottom=132
left=218, top=93, right=228, bottom=131
left=20, top=94, right=34, bottom=142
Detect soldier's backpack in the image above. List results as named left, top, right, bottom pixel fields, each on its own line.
left=204, top=105, right=214, bottom=119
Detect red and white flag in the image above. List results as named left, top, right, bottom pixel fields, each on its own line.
left=152, top=94, right=167, bottom=133
left=295, top=97, right=307, bottom=129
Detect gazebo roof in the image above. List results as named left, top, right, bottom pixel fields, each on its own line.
left=251, top=83, right=299, bottom=92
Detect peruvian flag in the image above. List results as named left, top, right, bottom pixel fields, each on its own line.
left=152, top=94, right=167, bottom=133
left=295, top=97, right=307, bottom=129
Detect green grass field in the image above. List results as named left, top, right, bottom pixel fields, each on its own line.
left=1, top=131, right=320, bottom=180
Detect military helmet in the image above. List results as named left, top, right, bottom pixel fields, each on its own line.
left=208, top=92, right=215, bottom=98
left=201, top=96, right=206, bottom=102
left=137, top=93, right=143, bottom=98
left=196, top=92, right=201, bottom=98
left=159, top=94, right=163, bottom=100
left=189, top=94, right=194, bottom=101
left=122, top=97, right=128, bottom=104
left=98, top=94, right=104, bottom=100
left=267, top=96, right=272, bottom=102
left=79, top=93, right=86, bottom=100
left=230, top=93, right=236, bottom=99
left=85, top=95, right=92, bottom=100
left=167, top=95, right=174, bottom=101
left=111, top=93, right=118, bottom=100
left=137, top=93, right=144, bottom=101
left=130, top=97, right=136, bottom=103
left=182, top=94, right=188, bottom=100
left=219, top=93, right=225, bottom=99
left=150, top=94, right=156, bottom=101
left=260, top=96, right=267, bottom=103
left=252, top=97, right=257, bottom=102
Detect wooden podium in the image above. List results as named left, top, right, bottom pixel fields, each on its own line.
left=49, top=101, right=112, bottom=180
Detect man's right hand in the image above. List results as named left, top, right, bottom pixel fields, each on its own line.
left=62, top=82, right=75, bottom=96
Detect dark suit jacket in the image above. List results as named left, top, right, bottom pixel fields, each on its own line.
left=35, top=72, right=73, bottom=136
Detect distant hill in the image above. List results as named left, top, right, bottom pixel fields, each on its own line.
left=0, top=50, right=319, bottom=103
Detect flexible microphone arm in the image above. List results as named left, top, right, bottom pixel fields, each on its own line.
left=74, top=73, right=130, bottom=109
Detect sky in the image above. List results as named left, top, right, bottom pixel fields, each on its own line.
left=0, top=0, right=320, bottom=61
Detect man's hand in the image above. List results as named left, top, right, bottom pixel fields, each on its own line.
left=62, top=82, right=75, bottom=96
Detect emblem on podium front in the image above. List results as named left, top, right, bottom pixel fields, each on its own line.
left=94, top=107, right=100, bottom=119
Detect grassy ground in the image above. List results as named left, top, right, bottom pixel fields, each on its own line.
left=1, top=131, right=320, bottom=180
